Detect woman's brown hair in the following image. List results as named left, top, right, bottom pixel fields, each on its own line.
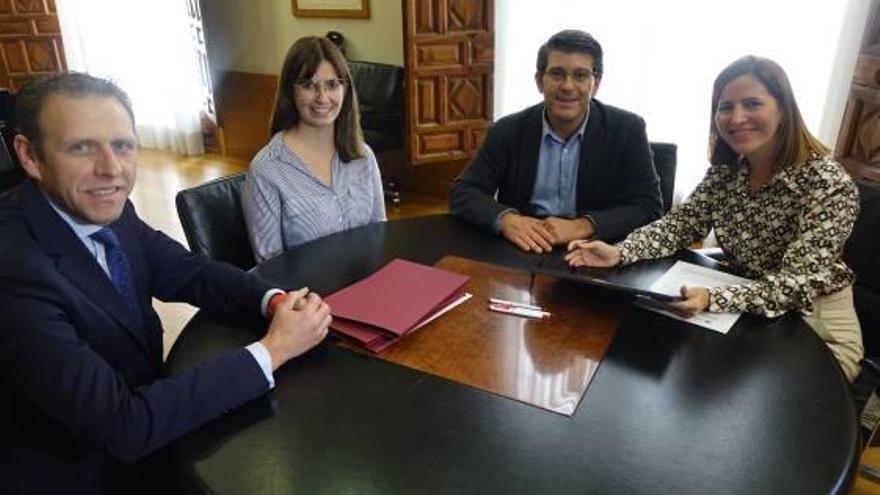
left=270, top=36, right=364, bottom=162
left=709, top=55, right=828, bottom=170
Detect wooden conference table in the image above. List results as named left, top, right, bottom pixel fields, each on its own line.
left=167, top=215, right=859, bottom=494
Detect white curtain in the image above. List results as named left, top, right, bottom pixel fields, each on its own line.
left=56, top=0, right=206, bottom=155
left=495, top=0, right=871, bottom=200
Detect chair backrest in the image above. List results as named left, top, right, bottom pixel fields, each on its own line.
left=347, top=60, right=405, bottom=153
left=844, top=179, right=880, bottom=356
left=0, top=88, right=11, bottom=122
left=0, top=137, right=25, bottom=194
left=175, top=172, right=255, bottom=271
left=347, top=60, right=403, bottom=114
left=0, top=131, right=16, bottom=174
left=650, top=142, right=677, bottom=213
left=0, top=88, right=26, bottom=193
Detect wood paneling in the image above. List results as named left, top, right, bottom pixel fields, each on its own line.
left=448, top=74, right=486, bottom=121
left=394, top=157, right=464, bottom=197
left=213, top=70, right=278, bottom=162
left=0, top=0, right=66, bottom=90
left=414, top=0, right=439, bottom=34
left=837, top=0, right=880, bottom=183
left=2, top=41, right=26, bottom=72
left=1, top=20, right=30, bottom=35
left=13, top=0, right=43, bottom=14
left=447, top=0, right=485, bottom=31
left=418, top=130, right=463, bottom=160
left=404, top=0, right=493, bottom=165
left=416, top=42, right=464, bottom=67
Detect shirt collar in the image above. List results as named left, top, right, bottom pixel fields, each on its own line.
left=43, top=192, right=104, bottom=242
left=270, top=131, right=296, bottom=164
left=271, top=131, right=339, bottom=170
left=737, top=153, right=820, bottom=195
left=773, top=152, right=825, bottom=193
left=541, top=109, right=589, bottom=144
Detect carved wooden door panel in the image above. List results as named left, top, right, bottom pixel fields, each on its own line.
left=404, top=0, right=493, bottom=165
left=836, top=0, right=880, bottom=183
left=0, top=0, right=66, bottom=91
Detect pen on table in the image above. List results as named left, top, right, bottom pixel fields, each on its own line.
left=488, top=302, right=551, bottom=319
left=488, top=298, right=544, bottom=312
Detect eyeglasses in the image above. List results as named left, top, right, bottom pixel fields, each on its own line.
left=543, top=68, right=595, bottom=85
left=294, top=78, right=347, bottom=95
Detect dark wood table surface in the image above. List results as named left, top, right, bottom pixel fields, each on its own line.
left=166, top=215, right=859, bottom=495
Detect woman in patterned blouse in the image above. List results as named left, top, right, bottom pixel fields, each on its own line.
left=565, top=56, right=863, bottom=380
left=242, top=37, right=386, bottom=263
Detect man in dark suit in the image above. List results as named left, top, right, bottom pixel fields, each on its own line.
left=0, top=73, right=331, bottom=493
left=449, top=30, right=662, bottom=252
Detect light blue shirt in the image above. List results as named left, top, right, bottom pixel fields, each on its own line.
left=46, top=197, right=109, bottom=274
left=45, top=194, right=277, bottom=388
left=529, top=114, right=588, bottom=217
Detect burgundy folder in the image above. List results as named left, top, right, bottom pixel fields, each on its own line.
left=325, top=258, right=470, bottom=352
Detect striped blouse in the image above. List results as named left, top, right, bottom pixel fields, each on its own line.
left=241, top=132, right=386, bottom=263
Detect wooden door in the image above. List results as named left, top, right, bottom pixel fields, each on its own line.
left=0, top=0, right=66, bottom=90
left=404, top=0, right=493, bottom=165
left=836, top=0, right=880, bottom=183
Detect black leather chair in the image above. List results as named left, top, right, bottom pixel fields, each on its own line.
left=846, top=180, right=880, bottom=359
left=649, top=142, right=677, bottom=213
left=347, top=60, right=404, bottom=204
left=0, top=88, right=26, bottom=193
left=348, top=60, right=404, bottom=153
left=175, top=173, right=255, bottom=271
left=838, top=180, right=880, bottom=490
left=847, top=180, right=880, bottom=446
left=0, top=134, right=23, bottom=193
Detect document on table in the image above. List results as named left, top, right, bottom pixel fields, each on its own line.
left=635, top=260, right=752, bottom=334
left=325, top=258, right=471, bottom=352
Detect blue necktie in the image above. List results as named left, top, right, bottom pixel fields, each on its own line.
left=90, top=228, right=141, bottom=325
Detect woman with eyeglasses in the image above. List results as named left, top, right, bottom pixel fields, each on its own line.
left=565, top=56, right=863, bottom=381
left=242, top=36, right=386, bottom=263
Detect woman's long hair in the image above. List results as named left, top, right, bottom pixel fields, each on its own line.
left=709, top=55, right=828, bottom=170
left=270, top=36, right=364, bottom=162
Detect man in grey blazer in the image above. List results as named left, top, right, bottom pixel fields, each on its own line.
left=449, top=30, right=662, bottom=252
left=0, top=73, right=331, bottom=494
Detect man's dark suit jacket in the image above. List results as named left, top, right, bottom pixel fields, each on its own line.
left=448, top=99, right=662, bottom=242
left=0, top=180, right=275, bottom=494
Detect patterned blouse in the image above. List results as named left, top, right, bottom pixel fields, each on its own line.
left=617, top=155, right=858, bottom=317
left=241, top=132, right=387, bottom=263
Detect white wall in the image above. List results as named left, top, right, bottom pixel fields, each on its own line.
left=495, top=0, right=871, bottom=199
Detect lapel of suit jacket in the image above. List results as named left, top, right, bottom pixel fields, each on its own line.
left=578, top=100, right=604, bottom=212
left=519, top=104, right=544, bottom=211
left=20, top=181, right=152, bottom=355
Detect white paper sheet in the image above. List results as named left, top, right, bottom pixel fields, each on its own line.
left=635, top=261, right=752, bottom=334
left=411, top=292, right=473, bottom=331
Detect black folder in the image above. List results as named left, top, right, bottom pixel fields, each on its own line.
left=532, top=251, right=684, bottom=302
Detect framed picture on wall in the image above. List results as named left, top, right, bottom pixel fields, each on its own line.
left=292, top=0, right=370, bottom=19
